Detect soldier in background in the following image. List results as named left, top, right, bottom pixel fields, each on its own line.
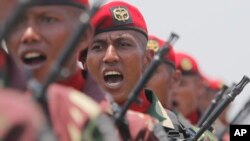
left=198, top=77, right=229, bottom=137
left=146, top=35, right=181, bottom=110
left=172, top=52, right=204, bottom=125
left=146, top=35, right=218, bottom=141
left=198, top=77, right=224, bottom=116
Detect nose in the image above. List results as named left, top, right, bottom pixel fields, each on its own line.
left=103, top=45, right=119, bottom=65
left=21, top=27, right=41, bottom=44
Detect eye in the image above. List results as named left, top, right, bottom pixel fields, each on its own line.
left=40, top=15, right=57, bottom=24
left=90, top=43, right=104, bottom=52
left=118, top=41, right=131, bottom=48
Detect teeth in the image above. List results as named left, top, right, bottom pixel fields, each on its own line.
left=105, top=71, right=121, bottom=76
left=24, top=52, right=41, bottom=59
left=107, top=82, right=120, bottom=87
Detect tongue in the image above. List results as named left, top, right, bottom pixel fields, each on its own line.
left=105, top=75, right=123, bottom=84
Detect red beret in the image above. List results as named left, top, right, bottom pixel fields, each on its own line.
left=175, top=52, right=200, bottom=75
left=202, top=77, right=223, bottom=91
left=147, top=35, right=176, bottom=68
left=35, top=0, right=89, bottom=8
left=92, top=1, right=148, bottom=38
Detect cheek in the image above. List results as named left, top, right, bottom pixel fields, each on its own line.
left=46, top=23, right=74, bottom=47
left=46, top=26, right=74, bottom=57
left=86, top=55, right=100, bottom=77
left=125, top=59, right=143, bottom=80
left=6, top=36, right=21, bottom=61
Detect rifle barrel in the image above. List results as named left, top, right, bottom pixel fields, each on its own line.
left=193, top=76, right=250, bottom=141
left=197, top=85, right=228, bottom=127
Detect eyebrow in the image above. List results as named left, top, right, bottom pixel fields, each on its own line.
left=92, top=38, right=106, bottom=44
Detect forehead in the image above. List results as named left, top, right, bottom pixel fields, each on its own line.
left=181, top=74, right=200, bottom=82
left=23, top=5, right=81, bottom=16
left=0, top=0, right=18, bottom=19
left=93, top=30, right=144, bottom=42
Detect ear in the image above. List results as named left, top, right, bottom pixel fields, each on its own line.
left=78, top=49, right=88, bottom=70
left=77, top=24, right=94, bottom=69
left=170, top=69, right=182, bottom=89
left=143, top=49, right=154, bottom=69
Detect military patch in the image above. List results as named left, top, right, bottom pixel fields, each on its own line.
left=180, top=58, right=193, bottom=71
left=147, top=40, right=160, bottom=52
left=110, top=6, right=132, bottom=25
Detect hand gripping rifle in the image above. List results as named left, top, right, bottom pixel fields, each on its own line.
left=197, top=84, right=229, bottom=127
left=192, top=76, right=250, bottom=141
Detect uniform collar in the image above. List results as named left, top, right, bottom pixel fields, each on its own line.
left=187, top=110, right=201, bottom=125
left=130, top=89, right=175, bottom=129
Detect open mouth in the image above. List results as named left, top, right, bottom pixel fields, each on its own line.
left=104, top=71, right=124, bottom=87
left=21, top=51, right=47, bottom=67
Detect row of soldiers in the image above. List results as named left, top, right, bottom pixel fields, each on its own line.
left=0, top=0, right=247, bottom=140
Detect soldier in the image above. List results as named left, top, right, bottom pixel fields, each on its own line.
left=85, top=1, right=195, bottom=140
left=198, top=77, right=229, bottom=138
left=145, top=35, right=219, bottom=141
left=146, top=35, right=194, bottom=125
left=4, top=0, right=120, bottom=140
left=172, top=52, right=204, bottom=125
left=146, top=35, right=181, bottom=110
left=4, top=0, right=159, bottom=140
left=0, top=1, right=49, bottom=140
left=0, top=0, right=27, bottom=90
left=198, top=77, right=224, bottom=115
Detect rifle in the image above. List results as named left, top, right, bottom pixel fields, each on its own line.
left=114, top=32, right=179, bottom=126
left=218, top=94, right=250, bottom=140
left=197, top=84, right=229, bottom=127
left=0, top=0, right=32, bottom=41
left=193, top=75, right=250, bottom=141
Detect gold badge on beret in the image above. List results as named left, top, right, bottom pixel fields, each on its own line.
left=147, top=40, right=160, bottom=52
left=180, top=58, right=193, bottom=71
left=113, top=6, right=130, bottom=22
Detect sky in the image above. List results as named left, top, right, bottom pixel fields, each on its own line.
left=90, top=0, right=250, bottom=122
